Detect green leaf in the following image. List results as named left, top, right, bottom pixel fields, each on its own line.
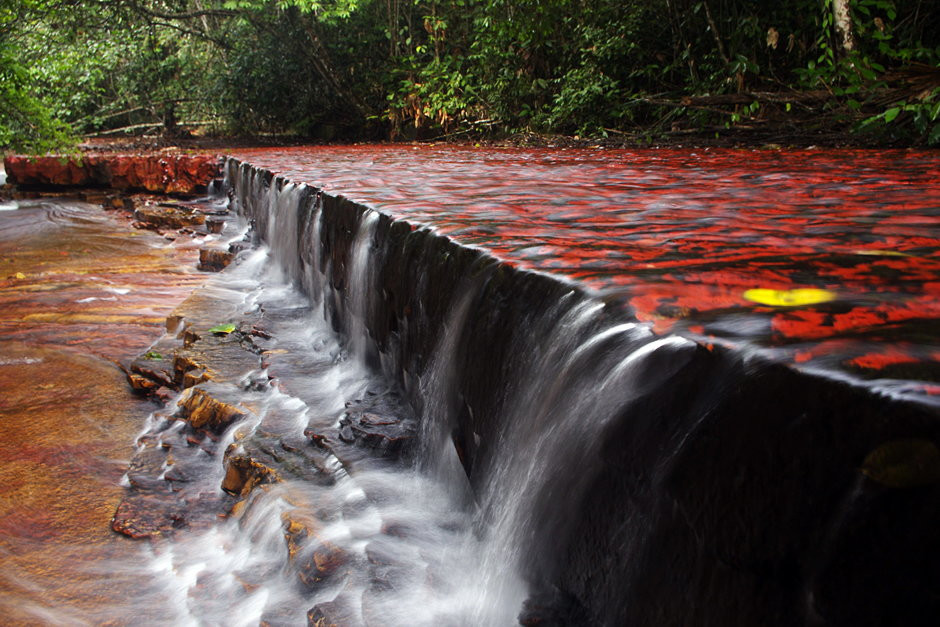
left=207, top=323, right=237, bottom=335
left=143, top=350, right=163, bottom=360
left=861, top=439, right=940, bottom=488
left=929, top=122, right=940, bottom=146
left=883, top=106, right=901, bottom=122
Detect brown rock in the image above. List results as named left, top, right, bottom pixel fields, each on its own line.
left=129, top=353, right=177, bottom=389
left=2, top=155, right=104, bottom=187
left=221, top=454, right=280, bottom=496
left=176, top=387, right=246, bottom=431
left=205, top=216, right=226, bottom=234
left=127, top=372, right=160, bottom=393
left=3, top=153, right=221, bottom=194
left=134, top=204, right=206, bottom=230
left=174, top=353, right=206, bottom=385
left=198, top=247, right=235, bottom=272
left=182, top=368, right=212, bottom=389
left=298, top=543, right=347, bottom=591
left=307, top=595, right=358, bottom=627
left=154, top=386, right=176, bottom=403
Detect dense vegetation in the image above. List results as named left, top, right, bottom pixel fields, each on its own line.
left=2, top=0, right=938, bottom=152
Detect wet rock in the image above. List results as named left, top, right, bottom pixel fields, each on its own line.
left=364, top=539, right=398, bottom=566
left=176, top=386, right=246, bottom=432
left=338, top=424, right=356, bottom=443
left=297, top=543, right=347, bottom=590
left=173, top=328, right=263, bottom=385
left=3, top=153, right=221, bottom=194
left=259, top=607, right=302, bottom=627
left=283, top=510, right=348, bottom=591
left=112, top=489, right=235, bottom=539
left=126, top=434, right=171, bottom=469
left=221, top=454, right=280, bottom=496
left=173, top=352, right=205, bottom=381
left=154, top=386, right=176, bottom=403
left=111, top=494, right=176, bottom=539
left=134, top=203, right=206, bottom=230
left=182, top=367, right=212, bottom=389
left=102, top=194, right=134, bottom=211
left=225, top=426, right=332, bottom=493
left=127, top=372, right=160, bottom=394
left=811, top=482, right=940, bottom=627
left=307, top=595, right=358, bottom=627
left=163, top=464, right=200, bottom=483
left=128, top=348, right=177, bottom=391
left=368, top=564, right=411, bottom=592
left=198, top=247, right=234, bottom=272
left=518, top=588, right=593, bottom=626
left=228, top=239, right=252, bottom=256
left=329, top=390, right=418, bottom=461
left=341, top=410, right=416, bottom=458
left=305, top=429, right=330, bottom=448
left=205, top=216, right=226, bottom=234
left=79, top=190, right=109, bottom=205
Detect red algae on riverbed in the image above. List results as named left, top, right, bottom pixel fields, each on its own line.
left=0, top=196, right=210, bottom=624
left=229, top=145, right=940, bottom=387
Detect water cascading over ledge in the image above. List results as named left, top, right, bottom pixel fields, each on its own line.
left=226, top=157, right=940, bottom=627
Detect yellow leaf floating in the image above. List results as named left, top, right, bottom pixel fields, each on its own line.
left=861, top=439, right=940, bottom=488
left=14, top=272, right=26, bottom=279
left=853, top=249, right=911, bottom=257
left=742, top=288, right=836, bottom=307
left=207, top=323, right=236, bottom=335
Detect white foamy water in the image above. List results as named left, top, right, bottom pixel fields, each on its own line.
left=30, top=171, right=705, bottom=626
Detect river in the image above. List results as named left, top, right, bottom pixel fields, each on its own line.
left=2, top=145, right=939, bottom=626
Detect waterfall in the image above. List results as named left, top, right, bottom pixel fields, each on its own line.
left=144, top=157, right=936, bottom=627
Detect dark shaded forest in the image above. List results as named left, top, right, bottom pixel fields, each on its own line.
left=2, top=0, right=938, bottom=152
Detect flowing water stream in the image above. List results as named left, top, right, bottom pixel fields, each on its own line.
left=115, top=189, right=709, bottom=625
left=2, top=146, right=939, bottom=626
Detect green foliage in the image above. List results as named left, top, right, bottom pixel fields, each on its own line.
left=791, top=0, right=940, bottom=145
left=858, top=88, right=940, bottom=146
left=0, top=47, right=77, bottom=152
left=0, top=0, right=77, bottom=151
left=1, top=0, right=938, bottom=147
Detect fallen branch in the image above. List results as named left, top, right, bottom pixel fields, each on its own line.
left=87, top=120, right=219, bottom=137
left=680, top=90, right=832, bottom=106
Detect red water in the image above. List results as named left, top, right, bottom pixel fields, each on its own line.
left=0, top=197, right=207, bottom=624
left=231, top=145, right=940, bottom=393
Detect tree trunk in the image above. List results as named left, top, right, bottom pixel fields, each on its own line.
left=832, top=0, right=856, bottom=53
